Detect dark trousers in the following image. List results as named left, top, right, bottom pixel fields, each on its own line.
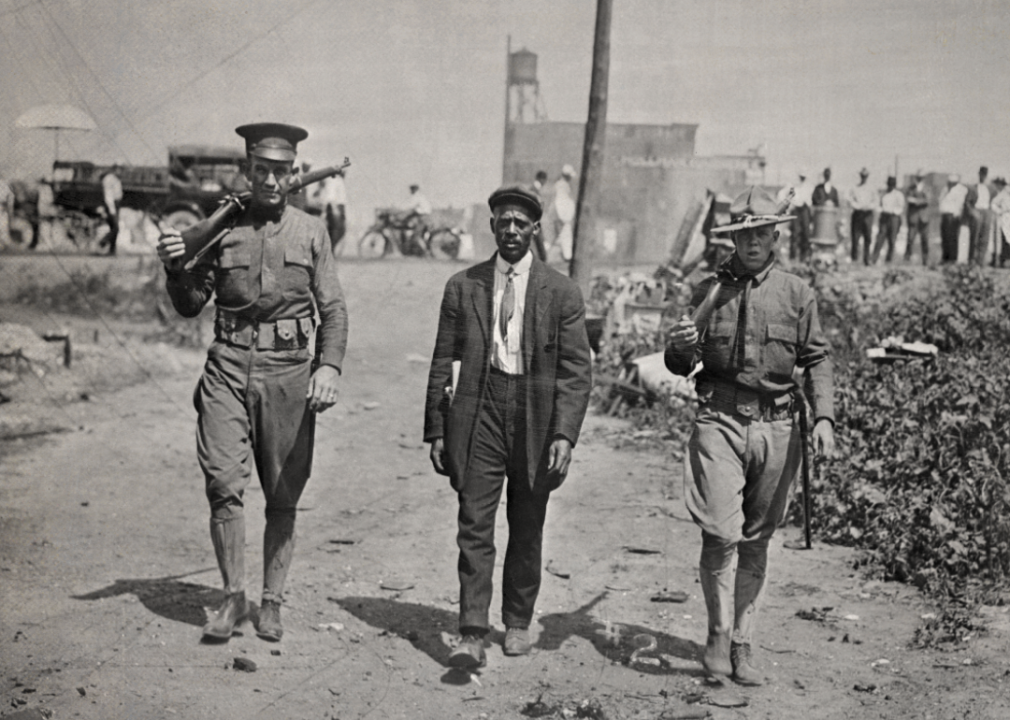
left=100, top=202, right=119, bottom=255
left=941, top=214, right=961, bottom=263
left=905, top=212, right=929, bottom=263
left=456, top=369, right=549, bottom=634
left=871, top=213, right=901, bottom=264
left=850, top=210, right=874, bottom=264
left=326, top=203, right=346, bottom=252
left=790, top=206, right=811, bottom=261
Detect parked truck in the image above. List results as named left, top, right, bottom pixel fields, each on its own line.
left=49, top=144, right=249, bottom=245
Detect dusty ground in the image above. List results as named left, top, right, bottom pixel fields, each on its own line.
left=2, top=257, right=1010, bottom=720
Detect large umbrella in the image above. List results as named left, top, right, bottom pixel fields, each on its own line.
left=15, top=104, right=97, bottom=163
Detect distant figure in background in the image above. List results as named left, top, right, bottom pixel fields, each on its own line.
left=990, top=177, right=1010, bottom=267
left=34, top=179, right=58, bottom=251
left=965, top=165, right=992, bottom=266
left=812, top=167, right=840, bottom=208
left=871, top=176, right=904, bottom=264
left=98, top=165, right=123, bottom=256
left=529, top=170, right=549, bottom=262
left=404, top=183, right=432, bottom=255
left=939, top=174, right=968, bottom=264
left=790, top=171, right=813, bottom=261
left=552, top=165, right=577, bottom=262
left=904, top=170, right=931, bottom=265
left=304, top=166, right=347, bottom=253
left=0, top=173, right=15, bottom=250
left=847, top=168, right=876, bottom=265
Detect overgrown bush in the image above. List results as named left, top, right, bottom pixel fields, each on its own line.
left=807, top=266, right=1010, bottom=645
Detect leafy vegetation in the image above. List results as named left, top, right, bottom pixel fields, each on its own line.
left=593, top=264, right=1010, bottom=646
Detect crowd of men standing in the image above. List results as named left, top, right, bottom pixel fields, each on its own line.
left=777, top=165, right=1010, bottom=267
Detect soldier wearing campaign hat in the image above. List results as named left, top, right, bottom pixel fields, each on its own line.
left=156, top=122, right=348, bottom=644
left=424, top=183, right=592, bottom=669
left=665, top=186, right=835, bottom=686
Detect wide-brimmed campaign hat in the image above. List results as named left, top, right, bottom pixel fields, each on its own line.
left=710, top=186, right=794, bottom=235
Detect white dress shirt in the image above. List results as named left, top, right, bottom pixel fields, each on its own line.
left=491, top=250, right=533, bottom=374
left=881, top=189, right=905, bottom=215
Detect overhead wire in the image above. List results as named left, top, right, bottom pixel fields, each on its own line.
left=5, top=3, right=125, bottom=163
left=0, top=0, right=39, bottom=19
left=133, top=0, right=323, bottom=126
left=36, top=0, right=161, bottom=164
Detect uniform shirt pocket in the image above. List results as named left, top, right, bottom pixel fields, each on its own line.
left=281, top=244, right=314, bottom=301
left=217, top=247, right=251, bottom=302
left=764, top=322, right=798, bottom=378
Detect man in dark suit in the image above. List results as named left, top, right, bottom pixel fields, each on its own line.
left=424, top=184, right=592, bottom=669
left=811, top=167, right=840, bottom=208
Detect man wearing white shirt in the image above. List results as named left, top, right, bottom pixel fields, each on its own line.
left=848, top=168, right=877, bottom=265
left=966, top=166, right=992, bottom=266
left=871, top=176, right=905, bottom=264
left=424, top=184, right=592, bottom=669
left=939, top=174, right=969, bottom=263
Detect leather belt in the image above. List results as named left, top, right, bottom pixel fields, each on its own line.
left=214, top=309, right=314, bottom=351
left=697, top=378, right=793, bottom=422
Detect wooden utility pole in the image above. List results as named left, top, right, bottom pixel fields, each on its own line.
left=569, top=0, right=613, bottom=290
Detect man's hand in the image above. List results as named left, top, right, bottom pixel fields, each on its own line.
left=429, top=438, right=449, bottom=476
left=668, top=315, right=699, bottom=351
left=157, top=229, right=186, bottom=271
left=812, top=418, right=836, bottom=459
left=546, top=437, right=573, bottom=486
left=307, top=365, right=340, bottom=413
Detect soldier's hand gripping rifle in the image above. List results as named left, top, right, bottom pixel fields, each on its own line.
left=163, top=157, right=351, bottom=272
left=689, top=188, right=795, bottom=333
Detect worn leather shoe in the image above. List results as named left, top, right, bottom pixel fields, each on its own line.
left=731, top=642, right=764, bottom=686
left=256, top=599, right=283, bottom=642
left=448, top=634, right=486, bottom=669
left=503, top=627, right=532, bottom=656
left=702, top=631, right=733, bottom=677
left=202, top=591, right=248, bottom=640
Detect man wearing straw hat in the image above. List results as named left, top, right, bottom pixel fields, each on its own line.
left=664, top=186, right=835, bottom=686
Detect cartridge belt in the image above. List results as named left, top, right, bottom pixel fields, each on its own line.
left=696, top=377, right=793, bottom=422
left=214, top=309, right=314, bottom=351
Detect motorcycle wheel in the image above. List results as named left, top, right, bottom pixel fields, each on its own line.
left=428, top=229, right=460, bottom=260
left=358, top=229, right=388, bottom=259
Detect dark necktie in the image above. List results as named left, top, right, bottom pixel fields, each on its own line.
left=731, top=275, right=754, bottom=369
left=500, top=268, right=515, bottom=340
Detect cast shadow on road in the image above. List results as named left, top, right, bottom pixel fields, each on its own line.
left=71, top=568, right=222, bottom=628
left=332, top=591, right=704, bottom=679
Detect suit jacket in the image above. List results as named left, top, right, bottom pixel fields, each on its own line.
left=424, top=253, right=592, bottom=493
left=812, top=183, right=840, bottom=207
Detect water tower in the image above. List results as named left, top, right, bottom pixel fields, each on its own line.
left=505, top=42, right=545, bottom=125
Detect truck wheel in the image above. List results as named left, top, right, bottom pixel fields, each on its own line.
left=163, top=209, right=201, bottom=231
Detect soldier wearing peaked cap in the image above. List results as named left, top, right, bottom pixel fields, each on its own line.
left=424, top=183, right=592, bottom=668
left=156, top=122, right=349, bottom=644
left=665, top=186, right=835, bottom=686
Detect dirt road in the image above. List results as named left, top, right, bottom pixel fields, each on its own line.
left=2, top=258, right=1009, bottom=719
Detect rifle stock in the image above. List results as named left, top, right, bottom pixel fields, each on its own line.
left=172, top=157, right=351, bottom=269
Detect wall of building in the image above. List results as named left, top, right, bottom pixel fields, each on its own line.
left=502, top=120, right=765, bottom=265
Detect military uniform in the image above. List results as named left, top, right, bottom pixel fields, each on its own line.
left=162, top=122, right=348, bottom=642
left=665, top=186, right=834, bottom=685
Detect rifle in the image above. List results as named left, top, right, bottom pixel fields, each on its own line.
left=166, top=157, right=351, bottom=271
left=789, top=368, right=814, bottom=550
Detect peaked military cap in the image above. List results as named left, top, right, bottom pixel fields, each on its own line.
left=235, top=122, right=308, bottom=162
left=710, top=186, right=794, bottom=234
left=488, top=184, right=543, bottom=221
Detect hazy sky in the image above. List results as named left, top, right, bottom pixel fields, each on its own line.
left=2, top=0, right=1008, bottom=224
